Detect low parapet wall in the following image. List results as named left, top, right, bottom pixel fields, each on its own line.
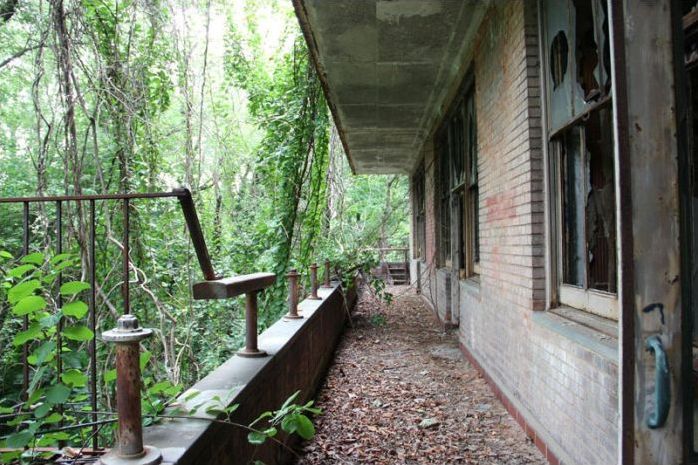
left=143, top=281, right=356, bottom=465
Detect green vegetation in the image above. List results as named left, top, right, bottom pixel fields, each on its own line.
left=0, top=0, right=407, bottom=460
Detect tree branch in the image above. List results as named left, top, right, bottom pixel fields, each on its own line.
left=0, top=44, right=43, bottom=69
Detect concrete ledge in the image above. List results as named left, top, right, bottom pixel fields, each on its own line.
left=143, top=281, right=357, bottom=465
left=532, top=310, right=618, bottom=364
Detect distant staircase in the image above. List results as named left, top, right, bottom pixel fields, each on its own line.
left=386, top=261, right=409, bottom=284
left=371, top=246, right=410, bottom=285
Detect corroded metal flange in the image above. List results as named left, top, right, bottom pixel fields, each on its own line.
left=99, top=445, right=162, bottom=465
left=102, top=315, right=153, bottom=343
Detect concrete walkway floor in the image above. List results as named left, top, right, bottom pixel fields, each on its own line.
left=295, top=285, right=547, bottom=465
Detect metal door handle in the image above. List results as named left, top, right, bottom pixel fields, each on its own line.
left=645, top=335, right=670, bottom=429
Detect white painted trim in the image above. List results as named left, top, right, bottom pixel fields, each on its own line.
left=559, top=284, right=618, bottom=320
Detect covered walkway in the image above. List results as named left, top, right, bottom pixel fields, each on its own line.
left=296, top=286, right=546, bottom=465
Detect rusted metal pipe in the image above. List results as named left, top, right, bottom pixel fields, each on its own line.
left=285, top=269, right=303, bottom=320
left=100, top=315, right=161, bottom=465
left=309, top=263, right=321, bottom=300
left=237, top=291, right=267, bottom=357
left=21, top=202, right=29, bottom=400
left=322, top=259, right=332, bottom=288
left=89, top=200, right=99, bottom=451
left=174, top=188, right=218, bottom=281
left=122, top=199, right=130, bottom=315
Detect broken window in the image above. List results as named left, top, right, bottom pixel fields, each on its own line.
left=559, top=107, right=616, bottom=293
left=544, top=0, right=611, bottom=133
left=436, top=75, right=478, bottom=276
left=543, top=0, right=617, bottom=317
left=412, top=164, right=426, bottom=260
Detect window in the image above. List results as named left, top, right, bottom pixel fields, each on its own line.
left=436, top=76, right=479, bottom=277
left=412, top=164, right=426, bottom=259
left=438, top=135, right=451, bottom=266
left=542, top=0, right=617, bottom=319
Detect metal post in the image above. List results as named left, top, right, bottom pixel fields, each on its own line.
left=174, top=189, right=218, bottom=280
left=285, top=269, right=303, bottom=320
left=100, top=315, right=161, bottom=465
left=21, top=202, right=29, bottom=400
left=55, top=201, right=64, bottom=435
left=309, top=263, right=321, bottom=300
left=237, top=291, right=267, bottom=358
left=322, top=259, right=332, bottom=288
left=89, top=200, right=99, bottom=450
left=122, top=199, right=130, bottom=315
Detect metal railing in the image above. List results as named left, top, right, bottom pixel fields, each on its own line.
left=0, top=188, right=220, bottom=452
left=0, top=188, right=343, bottom=460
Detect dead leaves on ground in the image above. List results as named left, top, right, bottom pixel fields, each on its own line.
left=295, top=286, right=546, bottom=465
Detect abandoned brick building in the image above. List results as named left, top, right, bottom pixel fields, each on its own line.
left=293, top=1, right=698, bottom=464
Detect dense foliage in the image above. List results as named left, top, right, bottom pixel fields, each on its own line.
left=0, top=0, right=408, bottom=459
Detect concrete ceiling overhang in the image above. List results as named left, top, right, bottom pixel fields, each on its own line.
left=293, top=0, right=488, bottom=175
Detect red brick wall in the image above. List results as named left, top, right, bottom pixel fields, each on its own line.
left=475, top=0, right=545, bottom=312
left=410, top=2, right=619, bottom=465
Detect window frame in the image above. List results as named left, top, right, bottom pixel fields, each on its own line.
left=436, top=73, right=479, bottom=278
left=412, top=163, right=426, bottom=260
left=541, top=0, right=618, bottom=320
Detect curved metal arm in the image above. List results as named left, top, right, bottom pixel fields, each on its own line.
left=645, top=335, right=670, bottom=429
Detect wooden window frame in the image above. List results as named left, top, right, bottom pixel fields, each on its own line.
left=436, top=73, right=479, bottom=278
left=541, top=0, right=618, bottom=320
left=412, top=164, right=426, bottom=260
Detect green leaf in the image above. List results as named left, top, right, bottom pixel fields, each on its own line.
left=225, top=403, right=239, bottom=415
left=27, top=387, right=44, bottom=405
left=0, top=250, right=12, bottom=259
left=183, top=390, right=200, bottom=402
left=20, top=252, right=44, bottom=265
left=280, top=390, right=300, bottom=411
left=61, top=369, right=87, bottom=387
left=45, top=384, right=70, bottom=404
left=1, top=451, right=22, bottom=463
left=53, top=260, right=76, bottom=273
left=140, top=351, right=151, bottom=371
left=29, top=341, right=55, bottom=366
left=280, top=415, right=297, bottom=435
left=59, top=281, right=90, bottom=296
left=43, top=413, right=62, bottom=424
left=37, top=432, right=69, bottom=446
left=34, top=402, right=52, bottom=418
left=295, top=414, right=315, bottom=439
left=49, top=253, right=72, bottom=265
left=7, top=264, right=36, bottom=278
left=62, top=301, right=88, bottom=318
left=205, top=406, right=225, bottom=416
left=39, top=311, right=62, bottom=328
left=12, top=296, right=46, bottom=316
left=263, top=427, right=278, bottom=437
left=13, top=322, right=44, bottom=346
left=247, top=431, right=267, bottom=445
left=63, top=325, right=94, bottom=341
left=148, top=381, right=173, bottom=395
left=104, top=369, right=117, bottom=383
left=5, top=430, right=33, bottom=448
left=8, top=279, right=41, bottom=304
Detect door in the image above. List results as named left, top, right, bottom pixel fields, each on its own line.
left=610, top=1, right=686, bottom=464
